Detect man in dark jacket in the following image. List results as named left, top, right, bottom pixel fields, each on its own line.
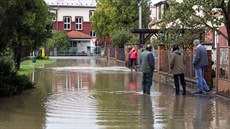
left=193, top=39, right=210, bottom=94
left=140, top=45, right=155, bottom=94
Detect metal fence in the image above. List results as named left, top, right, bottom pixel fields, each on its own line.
left=216, top=45, right=230, bottom=97
left=160, top=50, right=195, bottom=79
left=110, top=47, right=115, bottom=58
left=117, top=48, right=125, bottom=61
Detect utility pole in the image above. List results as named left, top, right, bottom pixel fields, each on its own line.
left=138, top=0, right=142, bottom=29
left=138, top=0, right=144, bottom=47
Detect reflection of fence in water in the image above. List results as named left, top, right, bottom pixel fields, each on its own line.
left=219, top=48, right=229, bottom=79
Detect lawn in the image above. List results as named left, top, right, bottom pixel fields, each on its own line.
left=18, top=58, right=55, bottom=75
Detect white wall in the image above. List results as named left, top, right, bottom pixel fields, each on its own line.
left=57, top=7, right=95, bottom=22
left=71, top=39, right=96, bottom=54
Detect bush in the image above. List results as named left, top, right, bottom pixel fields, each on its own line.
left=0, top=56, right=34, bottom=97
left=110, top=28, right=133, bottom=48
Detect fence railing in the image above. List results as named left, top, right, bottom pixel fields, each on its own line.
left=110, top=47, right=115, bottom=58
left=217, top=46, right=229, bottom=80
left=160, top=49, right=195, bottom=79
left=117, top=48, right=125, bottom=61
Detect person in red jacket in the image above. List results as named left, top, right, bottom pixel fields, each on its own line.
left=128, top=46, right=138, bottom=71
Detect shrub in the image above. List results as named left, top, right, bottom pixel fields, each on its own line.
left=110, top=28, right=133, bottom=48
left=0, top=56, right=34, bottom=97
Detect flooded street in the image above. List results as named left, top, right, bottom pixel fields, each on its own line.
left=0, top=57, right=230, bottom=129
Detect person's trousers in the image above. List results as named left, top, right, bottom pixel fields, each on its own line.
left=173, top=74, right=186, bottom=95
left=195, top=68, right=209, bottom=92
left=130, top=59, right=137, bottom=70
left=142, top=71, right=153, bottom=94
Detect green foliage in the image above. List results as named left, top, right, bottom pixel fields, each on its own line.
left=159, top=0, right=230, bottom=48
left=110, top=28, right=134, bottom=48
left=129, top=35, right=139, bottom=44
left=91, top=0, right=151, bottom=43
left=0, top=0, right=53, bottom=70
left=44, top=30, right=70, bottom=51
left=0, top=56, right=34, bottom=97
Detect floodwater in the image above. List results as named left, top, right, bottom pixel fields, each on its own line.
left=0, top=57, right=230, bottom=129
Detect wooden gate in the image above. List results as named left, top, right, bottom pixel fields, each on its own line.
left=216, top=44, right=230, bottom=97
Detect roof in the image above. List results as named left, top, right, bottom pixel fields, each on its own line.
left=67, top=31, right=91, bottom=39
left=154, top=0, right=167, bottom=6
left=45, top=0, right=96, bottom=7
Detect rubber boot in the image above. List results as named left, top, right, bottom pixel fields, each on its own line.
left=182, top=85, right=186, bottom=95
left=143, top=85, right=146, bottom=94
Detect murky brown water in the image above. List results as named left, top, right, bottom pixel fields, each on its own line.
left=0, top=57, right=230, bottom=129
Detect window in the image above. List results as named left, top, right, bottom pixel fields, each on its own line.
left=89, top=10, right=95, bottom=19
left=52, top=16, right=56, bottom=21
left=161, top=4, right=164, bottom=19
left=90, top=30, right=96, bottom=37
left=64, top=17, right=71, bottom=30
left=50, top=10, right=57, bottom=21
left=75, top=17, right=83, bottom=30
left=71, top=41, right=77, bottom=47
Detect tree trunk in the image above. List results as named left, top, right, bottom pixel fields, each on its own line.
left=13, top=42, right=22, bottom=70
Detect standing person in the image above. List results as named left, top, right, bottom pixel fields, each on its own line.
left=140, top=45, right=155, bottom=94
left=129, top=46, right=138, bottom=71
left=170, top=44, right=186, bottom=95
left=193, top=39, right=210, bottom=94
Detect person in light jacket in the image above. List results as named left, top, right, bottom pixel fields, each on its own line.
left=170, top=44, right=186, bottom=95
left=193, top=39, right=210, bottom=94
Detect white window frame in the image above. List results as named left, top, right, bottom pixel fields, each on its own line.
left=75, top=17, right=83, bottom=30
left=90, top=30, right=96, bottom=37
left=64, top=16, right=71, bottom=30
left=214, top=30, right=219, bottom=48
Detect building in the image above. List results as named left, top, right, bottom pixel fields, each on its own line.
left=151, top=0, right=228, bottom=48
left=45, top=0, right=97, bottom=55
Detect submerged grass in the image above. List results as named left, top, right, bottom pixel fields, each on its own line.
left=18, top=58, right=55, bottom=75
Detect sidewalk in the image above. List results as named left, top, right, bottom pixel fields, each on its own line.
left=153, top=72, right=218, bottom=97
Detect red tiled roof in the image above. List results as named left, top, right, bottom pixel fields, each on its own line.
left=67, top=31, right=91, bottom=39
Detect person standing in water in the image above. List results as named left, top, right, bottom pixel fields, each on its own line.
left=140, top=45, right=155, bottom=94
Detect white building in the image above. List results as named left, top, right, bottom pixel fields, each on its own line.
left=45, top=0, right=97, bottom=55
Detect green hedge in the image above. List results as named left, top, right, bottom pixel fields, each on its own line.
left=0, top=56, right=34, bottom=97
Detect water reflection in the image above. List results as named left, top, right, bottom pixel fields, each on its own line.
left=193, top=96, right=213, bottom=129
left=140, top=95, right=154, bottom=129
left=0, top=57, right=230, bottom=129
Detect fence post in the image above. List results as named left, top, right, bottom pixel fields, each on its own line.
left=158, top=44, right=165, bottom=72
left=216, top=43, right=219, bottom=93
left=204, top=49, right=213, bottom=89
left=115, top=47, right=118, bottom=60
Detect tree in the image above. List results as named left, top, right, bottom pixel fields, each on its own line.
left=44, top=31, right=70, bottom=51
left=1, top=0, right=53, bottom=70
left=110, top=28, right=134, bottom=48
left=0, top=0, right=14, bottom=52
left=91, top=0, right=151, bottom=44
left=159, top=0, right=229, bottom=47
